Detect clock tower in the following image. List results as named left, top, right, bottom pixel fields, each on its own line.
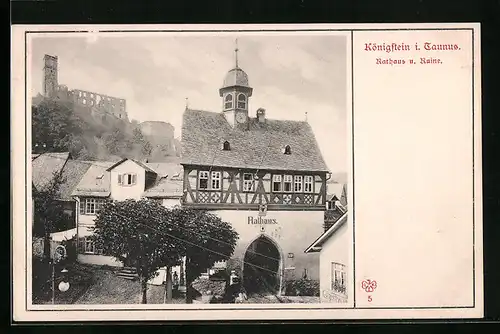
left=220, top=40, right=253, bottom=129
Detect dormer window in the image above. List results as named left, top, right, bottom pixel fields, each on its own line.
left=284, top=145, right=292, bottom=155
left=224, top=94, right=233, bottom=109
left=118, top=173, right=137, bottom=186
left=237, top=93, right=247, bottom=109
left=222, top=141, right=231, bottom=151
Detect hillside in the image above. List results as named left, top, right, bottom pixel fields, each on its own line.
left=31, top=96, right=180, bottom=162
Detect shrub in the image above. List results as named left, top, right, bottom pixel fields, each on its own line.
left=283, top=278, right=320, bottom=297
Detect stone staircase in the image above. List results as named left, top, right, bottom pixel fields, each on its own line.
left=116, top=266, right=139, bottom=281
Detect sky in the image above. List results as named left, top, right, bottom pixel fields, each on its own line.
left=30, top=32, right=348, bottom=174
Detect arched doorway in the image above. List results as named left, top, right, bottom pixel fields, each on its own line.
left=242, top=235, right=282, bottom=296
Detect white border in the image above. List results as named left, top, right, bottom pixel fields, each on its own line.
left=12, top=23, right=483, bottom=322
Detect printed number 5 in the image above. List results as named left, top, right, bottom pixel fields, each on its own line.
left=368, top=295, right=372, bottom=302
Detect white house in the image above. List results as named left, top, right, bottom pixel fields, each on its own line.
left=304, top=212, right=348, bottom=303
left=71, top=158, right=183, bottom=271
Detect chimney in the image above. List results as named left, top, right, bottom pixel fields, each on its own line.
left=257, top=108, right=266, bottom=123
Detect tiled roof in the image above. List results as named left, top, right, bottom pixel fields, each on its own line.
left=71, top=161, right=114, bottom=197
left=143, top=178, right=183, bottom=198
left=58, top=160, right=92, bottom=200
left=324, top=207, right=345, bottom=222
left=181, top=109, right=329, bottom=172
left=32, top=152, right=71, bottom=191
left=143, top=163, right=184, bottom=198
left=145, top=162, right=183, bottom=178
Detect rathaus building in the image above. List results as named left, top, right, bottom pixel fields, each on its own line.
left=180, top=47, right=331, bottom=295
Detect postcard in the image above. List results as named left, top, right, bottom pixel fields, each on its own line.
left=11, top=23, right=482, bottom=321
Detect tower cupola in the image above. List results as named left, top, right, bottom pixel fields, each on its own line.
left=220, top=39, right=253, bottom=128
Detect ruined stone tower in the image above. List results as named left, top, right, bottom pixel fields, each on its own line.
left=43, top=54, right=58, bottom=98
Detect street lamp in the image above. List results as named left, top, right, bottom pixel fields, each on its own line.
left=58, top=268, right=70, bottom=292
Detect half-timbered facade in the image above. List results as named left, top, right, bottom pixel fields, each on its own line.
left=180, top=47, right=331, bottom=294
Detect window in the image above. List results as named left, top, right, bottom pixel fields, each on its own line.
left=211, top=171, right=221, bottom=190
left=80, top=198, right=108, bottom=215
left=294, top=175, right=303, bottom=192
left=283, top=175, right=293, bottom=192
left=243, top=173, right=254, bottom=192
left=224, top=94, right=233, bottom=109
left=198, top=171, right=222, bottom=190
left=118, top=173, right=137, bottom=186
left=284, top=145, right=291, bottom=155
left=332, top=263, right=346, bottom=294
left=272, top=175, right=282, bottom=192
left=222, top=141, right=231, bottom=151
left=237, top=93, right=247, bottom=109
left=198, top=171, right=209, bottom=189
left=85, top=198, right=96, bottom=214
left=85, top=238, right=95, bottom=253
left=304, top=175, right=313, bottom=193
left=80, top=237, right=104, bottom=255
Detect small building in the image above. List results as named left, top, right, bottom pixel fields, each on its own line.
left=304, top=212, right=348, bottom=303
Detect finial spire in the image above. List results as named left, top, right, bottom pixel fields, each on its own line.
left=185, top=97, right=189, bottom=110
left=305, top=111, right=308, bottom=122
left=235, top=38, right=239, bottom=68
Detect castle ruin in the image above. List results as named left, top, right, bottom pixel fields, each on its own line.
left=42, top=54, right=128, bottom=121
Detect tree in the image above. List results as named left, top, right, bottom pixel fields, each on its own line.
left=132, top=127, right=152, bottom=158
left=92, top=199, right=185, bottom=304
left=103, top=127, right=127, bottom=155
left=171, top=208, right=239, bottom=303
left=32, top=98, right=84, bottom=155
left=32, top=170, right=71, bottom=262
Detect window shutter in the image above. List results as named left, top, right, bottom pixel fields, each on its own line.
left=132, top=174, right=136, bottom=185
left=118, top=174, right=122, bottom=185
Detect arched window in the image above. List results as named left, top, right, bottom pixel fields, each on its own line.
left=237, top=93, right=247, bottom=109
left=222, top=141, right=231, bottom=151
left=224, top=94, right=233, bottom=109
left=284, top=145, right=291, bottom=155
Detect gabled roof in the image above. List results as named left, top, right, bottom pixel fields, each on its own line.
left=304, top=212, right=347, bottom=253
left=181, top=109, right=329, bottom=172
left=71, top=161, right=114, bottom=198
left=106, top=158, right=156, bottom=173
left=327, top=182, right=347, bottom=207
left=32, top=152, right=71, bottom=191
